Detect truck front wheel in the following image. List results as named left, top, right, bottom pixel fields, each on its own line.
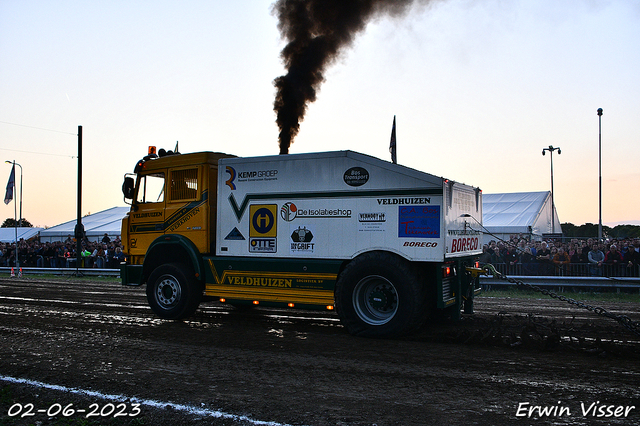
left=335, top=252, right=426, bottom=338
left=146, top=263, right=203, bottom=320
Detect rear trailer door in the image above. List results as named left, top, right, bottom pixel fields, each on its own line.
left=444, top=181, right=482, bottom=259
left=437, top=182, right=482, bottom=312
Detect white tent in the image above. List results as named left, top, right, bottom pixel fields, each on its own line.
left=481, top=191, right=561, bottom=244
left=39, top=207, right=129, bottom=243
left=0, top=227, right=43, bottom=243
left=37, top=192, right=562, bottom=245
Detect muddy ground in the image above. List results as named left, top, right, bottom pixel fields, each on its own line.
left=0, top=276, right=639, bottom=426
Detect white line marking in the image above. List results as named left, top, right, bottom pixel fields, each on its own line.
left=0, top=375, right=293, bottom=426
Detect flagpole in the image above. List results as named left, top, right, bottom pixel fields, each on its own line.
left=19, top=162, right=22, bottom=230
left=13, top=163, right=17, bottom=268
left=14, top=162, right=22, bottom=269
left=5, top=160, right=22, bottom=268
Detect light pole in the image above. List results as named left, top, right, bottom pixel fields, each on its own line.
left=5, top=160, right=23, bottom=268
left=597, top=108, right=603, bottom=242
left=542, top=145, right=561, bottom=234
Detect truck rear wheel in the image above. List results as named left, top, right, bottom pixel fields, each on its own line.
left=335, top=252, right=426, bottom=338
left=146, top=263, right=203, bottom=320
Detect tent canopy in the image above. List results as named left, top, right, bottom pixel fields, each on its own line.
left=482, top=191, right=561, bottom=243
left=39, top=207, right=128, bottom=243
left=0, top=227, right=43, bottom=243
left=36, top=192, right=562, bottom=245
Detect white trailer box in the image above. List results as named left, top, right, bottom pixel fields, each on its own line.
left=217, top=151, right=482, bottom=261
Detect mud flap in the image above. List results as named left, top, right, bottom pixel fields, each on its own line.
left=121, top=263, right=143, bottom=286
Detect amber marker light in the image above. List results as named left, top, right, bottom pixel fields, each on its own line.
left=253, top=300, right=260, bottom=305
left=219, top=298, right=226, bottom=303
left=326, top=305, right=334, bottom=310
left=287, top=303, right=295, bottom=308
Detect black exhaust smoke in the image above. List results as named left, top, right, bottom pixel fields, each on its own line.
left=273, top=0, right=421, bottom=154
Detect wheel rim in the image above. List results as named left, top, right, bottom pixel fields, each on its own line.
left=155, top=274, right=182, bottom=310
left=352, top=275, right=398, bottom=325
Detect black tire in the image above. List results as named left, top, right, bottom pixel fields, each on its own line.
left=146, top=263, right=203, bottom=320
left=335, top=252, right=427, bottom=338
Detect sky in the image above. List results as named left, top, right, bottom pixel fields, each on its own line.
left=1, top=0, right=639, bottom=230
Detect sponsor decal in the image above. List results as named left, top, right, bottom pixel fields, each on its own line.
left=358, top=212, right=386, bottom=222
left=207, top=261, right=338, bottom=293
left=133, top=211, right=162, bottom=219
left=448, top=229, right=482, bottom=236
left=358, top=212, right=386, bottom=232
left=224, top=227, right=245, bottom=241
left=166, top=206, right=200, bottom=232
left=398, top=205, right=440, bottom=238
left=453, top=191, right=475, bottom=211
left=227, top=189, right=440, bottom=222
left=225, top=166, right=236, bottom=190
left=225, top=166, right=278, bottom=189
left=290, top=226, right=315, bottom=253
left=250, top=238, right=276, bottom=253
left=280, top=202, right=297, bottom=221
left=343, top=167, right=369, bottom=187
left=227, top=275, right=292, bottom=288
left=280, top=202, right=351, bottom=221
left=450, top=237, right=479, bottom=253
left=237, top=169, right=278, bottom=180
left=250, top=205, right=277, bottom=237
left=403, top=241, right=438, bottom=248
left=249, top=204, right=277, bottom=253
left=378, top=197, right=431, bottom=205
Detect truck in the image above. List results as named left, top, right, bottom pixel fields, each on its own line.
left=120, top=147, right=483, bottom=338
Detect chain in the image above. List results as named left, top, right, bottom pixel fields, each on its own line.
left=482, top=264, right=640, bottom=338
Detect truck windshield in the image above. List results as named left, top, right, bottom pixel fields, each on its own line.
left=136, top=173, right=165, bottom=203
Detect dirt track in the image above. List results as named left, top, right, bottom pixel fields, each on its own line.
left=0, top=276, right=639, bottom=425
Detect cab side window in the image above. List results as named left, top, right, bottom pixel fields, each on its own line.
left=170, top=169, right=198, bottom=202
left=136, top=173, right=165, bottom=203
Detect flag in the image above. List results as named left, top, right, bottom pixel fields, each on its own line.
left=4, top=164, right=15, bottom=205
left=389, top=115, right=397, bottom=164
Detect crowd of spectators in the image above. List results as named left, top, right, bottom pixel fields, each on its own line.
left=0, top=233, right=125, bottom=269
left=1, top=232, right=639, bottom=277
left=479, top=235, right=640, bottom=277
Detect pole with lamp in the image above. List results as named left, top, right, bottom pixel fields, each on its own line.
left=597, top=108, right=603, bottom=242
left=4, top=161, right=23, bottom=268
left=542, top=146, right=560, bottom=235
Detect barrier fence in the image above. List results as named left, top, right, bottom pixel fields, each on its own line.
left=479, top=275, right=640, bottom=293
left=486, top=262, right=640, bottom=278
left=2, top=266, right=639, bottom=294
left=0, top=267, right=120, bottom=278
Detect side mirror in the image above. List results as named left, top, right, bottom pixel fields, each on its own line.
left=122, top=176, right=135, bottom=200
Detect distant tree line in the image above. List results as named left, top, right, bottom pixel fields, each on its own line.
left=561, top=223, right=640, bottom=239
left=2, top=218, right=34, bottom=228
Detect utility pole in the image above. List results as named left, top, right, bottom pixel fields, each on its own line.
left=597, top=108, right=603, bottom=242
left=542, top=145, right=561, bottom=234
